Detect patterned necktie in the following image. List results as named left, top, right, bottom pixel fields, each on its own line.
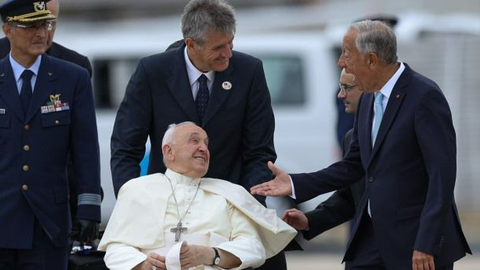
left=195, top=74, right=209, bottom=123
left=371, top=92, right=384, bottom=146
left=20, top=70, right=34, bottom=115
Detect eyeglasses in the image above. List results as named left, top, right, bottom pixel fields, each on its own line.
left=11, top=20, right=56, bottom=32
left=339, top=83, right=357, bottom=95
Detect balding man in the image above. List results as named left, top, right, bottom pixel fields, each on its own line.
left=99, top=122, right=296, bottom=270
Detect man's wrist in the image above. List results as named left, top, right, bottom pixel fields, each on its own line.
left=211, top=247, right=221, bottom=266
left=289, top=175, right=296, bottom=198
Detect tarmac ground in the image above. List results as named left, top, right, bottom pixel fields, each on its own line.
left=285, top=252, right=479, bottom=270
left=285, top=215, right=480, bottom=270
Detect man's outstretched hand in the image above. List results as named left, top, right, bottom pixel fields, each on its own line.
left=250, top=161, right=292, bottom=197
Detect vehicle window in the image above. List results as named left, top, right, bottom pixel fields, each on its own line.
left=93, top=56, right=306, bottom=109
left=259, top=55, right=305, bottom=106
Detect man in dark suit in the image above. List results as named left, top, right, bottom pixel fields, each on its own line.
left=252, top=20, right=471, bottom=270
left=0, top=0, right=93, bottom=226
left=283, top=69, right=364, bottom=251
left=0, top=0, right=101, bottom=269
left=110, top=0, right=286, bottom=269
left=283, top=19, right=400, bottom=268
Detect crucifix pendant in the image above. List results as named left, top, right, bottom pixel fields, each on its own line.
left=170, top=221, right=188, bottom=242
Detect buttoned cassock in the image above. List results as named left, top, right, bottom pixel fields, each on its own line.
left=98, top=170, right=297, bottom=270
left=290, top=64, right=471, bottom=269
left=0, top=54, right=101, bottom=249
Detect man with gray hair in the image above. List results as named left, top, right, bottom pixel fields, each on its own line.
left=111, top=0, right=290, bottom=268
left=252, top=20, right=471, bottom=270
left=100, top=122, right=296, bottom=270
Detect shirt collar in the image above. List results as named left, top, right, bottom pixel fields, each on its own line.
left=165, top=168, right=202, bottom=186
left=10, top=53, right=42, bottom=83
left=378, top=62, right=405, bottom=99
left=183, top=47, right=214, bottom=86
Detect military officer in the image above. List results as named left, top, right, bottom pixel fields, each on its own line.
left=0, top=0, right=101, bottom=269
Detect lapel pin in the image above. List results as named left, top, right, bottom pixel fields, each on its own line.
left=48, top=72, right=53, bottom=76
left=0, top=108, right=5, bottom=114
left=0, top=73, right=4, bottom=77
left=222, top=81, right=232, bottom=90
left=396, top=94, right=400, bottom=99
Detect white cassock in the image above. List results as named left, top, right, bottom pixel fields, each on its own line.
left=98, top=169, right=297, bottom=270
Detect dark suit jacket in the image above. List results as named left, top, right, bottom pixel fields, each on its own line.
left=291, top=64, right=471, bottom=269
left=0, top=55, right=101, bottom=248
left=111, top=44, right=276, bottom=204
left=303, top=128, right=365, bottom=240
left=0, top=37, right=94, bottom=223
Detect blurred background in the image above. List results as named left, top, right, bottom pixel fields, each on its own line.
left=4, top=0, right=480, bottom=268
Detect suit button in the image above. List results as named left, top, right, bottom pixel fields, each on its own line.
left=55, top=120, right=60, bottom=125
left=368, top=177, right=374, bottom=183
left=23, top=165, right=29, bottom=171
left=24, top=124, right=30, bottom=130
left=22, top=184, right=28, bottom=191
left=23, top=145, right=30, bottom=151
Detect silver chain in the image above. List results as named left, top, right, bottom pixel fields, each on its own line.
left=165, top=174, right=202, bottom=224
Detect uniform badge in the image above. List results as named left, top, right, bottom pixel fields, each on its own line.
left=34, top=1, right=46, bottom=12
left=41, top=93, right=70, bottom=114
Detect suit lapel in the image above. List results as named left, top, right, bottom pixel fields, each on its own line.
left=0, top=57, right=26, bottom=122
left=371, top=89, right=406, bottom=157
left=202, top=64, right=233, bottom=126
left=26, top=55, right=57, bottom=122
left=368, top=67, right=411, bottom=164
left=166, top=47, right=199, bottom=123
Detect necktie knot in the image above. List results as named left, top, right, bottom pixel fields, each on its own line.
left=195, top=74, right=209, bottom=123
left=198, top=74, right=207, bottom=85
left=21, top=69, right=34, bottom=81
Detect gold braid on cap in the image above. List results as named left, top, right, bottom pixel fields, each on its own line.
left=7, top=10, right=55, bottom=22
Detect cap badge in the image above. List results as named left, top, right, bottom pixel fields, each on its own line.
left=33, top=1, right=46, bottom=12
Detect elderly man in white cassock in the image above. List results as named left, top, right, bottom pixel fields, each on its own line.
left=98, top=121, right=297, bottom=270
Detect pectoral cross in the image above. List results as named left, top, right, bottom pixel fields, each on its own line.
left=170, top=221, right=187, bottom=242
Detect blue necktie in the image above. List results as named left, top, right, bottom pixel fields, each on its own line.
left=371, top=92, right=384, bottom=146
left=20, top=70, right=34, bottom=116
left=368, top=92, right=383, bottom=217
left=195, top=74, right=209, bottom=123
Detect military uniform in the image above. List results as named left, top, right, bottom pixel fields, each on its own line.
left=0, top=0, right=101, bottom=269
